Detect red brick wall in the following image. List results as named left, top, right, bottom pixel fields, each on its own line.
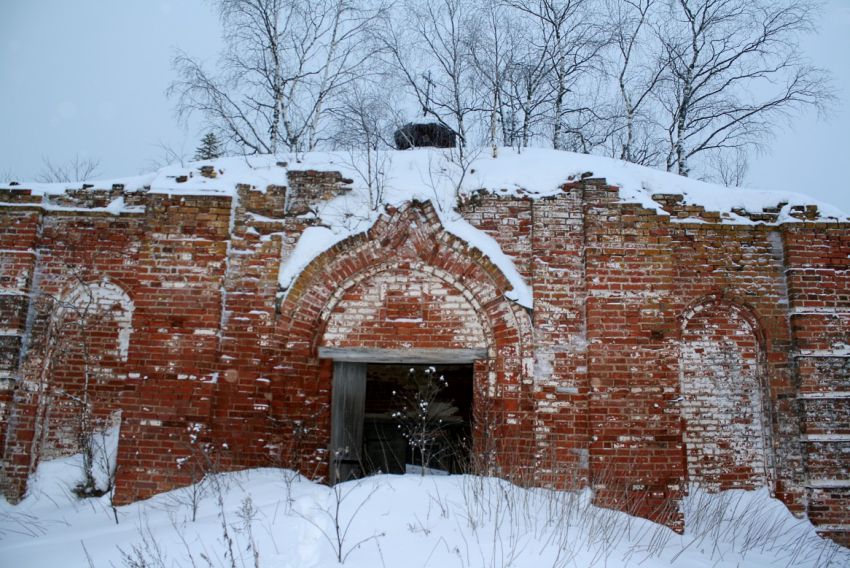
left=323, top=266, right=489, bottom=351
left=784, top=224, right=850, bottom=546
left=0, top=202, right=146, bottom=497
left=679, top=301, right=769, bottom=490
left=668, top=224, right=805, bottom=512
left=0, top=201, right=41, bottom=495
left=114, top=193, right=231, bottom=502
left=1, top=177, right=848, bottom=545
left=581, top=188, right=683, bottom=526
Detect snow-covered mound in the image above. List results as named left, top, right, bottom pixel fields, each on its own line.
left=1, top=455, right=847, bottom=567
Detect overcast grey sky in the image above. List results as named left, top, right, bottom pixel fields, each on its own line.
left=1, top=0, right=848, bottom=212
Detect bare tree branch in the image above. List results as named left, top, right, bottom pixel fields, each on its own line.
left=656, top=0, right=833, bottom=177
left=169, top=0, right=388, bottom=155
left=36, top=155, right=101, bottom=183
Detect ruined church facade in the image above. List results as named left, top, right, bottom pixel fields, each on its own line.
left=1, top=169, right=848, bottom=544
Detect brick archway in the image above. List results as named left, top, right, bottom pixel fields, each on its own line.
left=273, top=201, right=534, bottom=479
left=678, top=297, right=775, bottom=491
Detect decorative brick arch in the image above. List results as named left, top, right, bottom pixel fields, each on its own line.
left=1, top=278, right=135, bottom=500
left=319, top=261, right=492, bottom=353
left=678, top=296, right=775, bottom=491
left=39, top=279, right=134, bottom=459
left=677, top=294, right=767, bottom=347
left=273, top=201, right=535, bottom=478
left=60, top=279, right=134, bottom=362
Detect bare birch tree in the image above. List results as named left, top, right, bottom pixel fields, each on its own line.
left=166, top=0, right=832, bottom=181
left=709, top=147, right=749, bottom=187
left=169, top=0, right=386, bottom=155
left=146, top=140, right=190, bottom=170
left=507, top=0, right=607, bottom=151
left=380, top=0, right=481, bottom=158
left=329, top=83, right=400, bottom=209
left=656, top=0, right=832, bottom=177
left=604, top=0, right=665, bottom=165
left=467, top=1, right=518, bottom=157
left=502, top=17, right=553, bottom=150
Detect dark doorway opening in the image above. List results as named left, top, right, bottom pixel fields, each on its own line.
left=361, top=364, right=473, bottom=476
left=329, top=361, right=473, bottom=482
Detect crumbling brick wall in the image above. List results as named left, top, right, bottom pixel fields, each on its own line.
left=1, top=172, right=848, bottom=545
left=784, top=224, right=850, bottom=546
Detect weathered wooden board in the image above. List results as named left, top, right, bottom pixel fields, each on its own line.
left=330, top=361, right=367, bottom=484
left=319, top=347, right=488, bottom=364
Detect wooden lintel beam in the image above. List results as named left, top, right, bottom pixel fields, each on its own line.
left=317, top=347, right=488, bottom=364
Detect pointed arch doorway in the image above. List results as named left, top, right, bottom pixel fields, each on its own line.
left=274, top=202, right=534, bottom=487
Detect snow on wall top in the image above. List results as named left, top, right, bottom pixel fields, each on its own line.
left=3, top=148, right=847, bottom=310
left=4, top=148, right=846, bottom=222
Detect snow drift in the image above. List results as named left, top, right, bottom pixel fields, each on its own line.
left=1, top=452, right=847, bottom=568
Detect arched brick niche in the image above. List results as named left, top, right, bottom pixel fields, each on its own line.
left=2, top=279, right=133, bottom=499
left=678, top=298, right=773, bottom=491
left=273, top=201, right=534, bottom=480
left=59, top=280, right=134, bottom=362
left=42, top=280, right=133, bottom=458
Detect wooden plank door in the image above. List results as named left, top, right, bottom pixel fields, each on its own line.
left=330, top=361, right=367, bottom=483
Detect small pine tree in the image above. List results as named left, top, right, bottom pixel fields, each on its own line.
left=194, top=132, right=222, bottom=161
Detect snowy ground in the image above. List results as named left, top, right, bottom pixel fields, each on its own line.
left=1, top=454, right=847, bottom=568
